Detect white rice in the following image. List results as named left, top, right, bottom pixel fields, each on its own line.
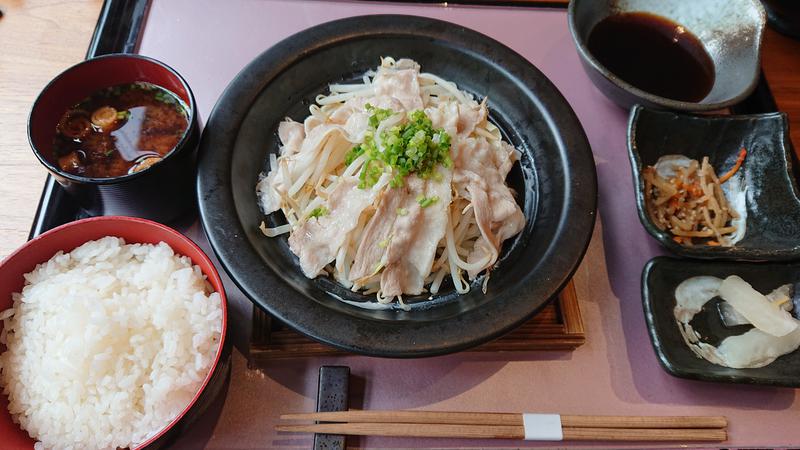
left=0, top=237, right=223, bottom=450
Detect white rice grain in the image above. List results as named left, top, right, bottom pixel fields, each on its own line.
left=0, top=237, right=222, bottom=450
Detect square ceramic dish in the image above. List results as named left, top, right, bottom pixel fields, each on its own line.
left=642, top=256, right=800, bottom=387
left=628, top=105, right=800, bottom=261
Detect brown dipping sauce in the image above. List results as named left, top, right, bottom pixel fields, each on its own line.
left=51, top=82, right=189, bottom=178
left=587, top=12, right=715, bottom=102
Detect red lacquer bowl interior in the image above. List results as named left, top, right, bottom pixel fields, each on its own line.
left=28, top=54, right=195, bottom=181
left=0, top=216, right=227, bottom=449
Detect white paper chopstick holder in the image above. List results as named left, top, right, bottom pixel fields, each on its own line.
left=522, top=413, right=563, bottom=441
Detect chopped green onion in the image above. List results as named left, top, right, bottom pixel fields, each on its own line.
left=365, top=103, right=395, bottom=128
left=345, top=143, right=364, bottom=166
left=416, top=195, right=439, bottom=208
left=154, top=90, right=176, bottom=104
left=308, top=206, right=328, bottom=219
left=396, top=207, right=408, bottom=216
left=347, top=107, right=451, bottom=189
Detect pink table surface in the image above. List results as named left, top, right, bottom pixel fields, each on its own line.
left=138, top=1, right=800, bottom=448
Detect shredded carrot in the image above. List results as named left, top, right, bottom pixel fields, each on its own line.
left=688, top=182, right=703, bottom=197
left=673, top=236, right=683, bottom=244
left=719, top=148, right=747, bottom=183
left=706, top=240, right=721, bottom=246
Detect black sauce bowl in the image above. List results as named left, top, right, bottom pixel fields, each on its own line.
left=28, top=54, right=199, bottom=223
left=568, top=0, right=766, bottom=111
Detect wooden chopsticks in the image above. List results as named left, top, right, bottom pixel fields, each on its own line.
left=280, top=410, right=727, bottom=428
left=277, top=410, right=728, bottom=442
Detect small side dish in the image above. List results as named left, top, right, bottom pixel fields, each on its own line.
left=0, top=237, right=222, bottom=449
left=628, top=106, right=800, bottom=261
left=48, top=82, right=189, bottom=178
left=643, top=149, right=747, bottom=247
left=675, top=275, right=800, bottom=369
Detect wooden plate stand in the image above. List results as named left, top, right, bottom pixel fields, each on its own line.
left=248, top=280, right=585, bottom=364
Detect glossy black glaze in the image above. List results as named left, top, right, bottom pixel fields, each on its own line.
left=628, top=105, right=800, bottom=261
left=643, top=256, right=800, bottom=387
left=761, top=0, right=800, bottom=38
left=86, top=0, right=149, bottom=55
left=196, top=15, right=597, bottom=357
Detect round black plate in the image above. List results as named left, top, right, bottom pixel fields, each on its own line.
left=197, top=15, right=596, bottom=357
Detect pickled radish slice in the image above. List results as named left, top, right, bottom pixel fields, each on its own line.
left=718, top=275, right=798, bottom=337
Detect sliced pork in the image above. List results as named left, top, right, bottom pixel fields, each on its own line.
left=256, top=58, right=526, bottom=305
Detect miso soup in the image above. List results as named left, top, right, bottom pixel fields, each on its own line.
left=50, top=82, right=189, bottom=178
